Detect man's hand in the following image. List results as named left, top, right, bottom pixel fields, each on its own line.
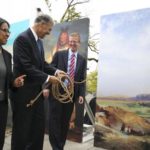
left=43, top=89, right=49, bottom=99
left=55, top=70, right=66, bottom=77
left=78, top=96, right=84, bottom=104
left=69, top=121, right=75, bottom=129
left=13, top=75, right=26, bottom=88
left=49, top=75, right=59, bottom=84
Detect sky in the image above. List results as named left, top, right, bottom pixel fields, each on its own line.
left=50, top=0, right=150, bottom=33
left=1, top=0, right=150, bottom=96
left=97, top=8, right=150, bottom=97
left=50, top=0, right=150, bottom=73
left=1, top=0, right=150, bottom=34
left=50, top=0, right=150, bottom=97
left=1, top=0, right=150, bottom=44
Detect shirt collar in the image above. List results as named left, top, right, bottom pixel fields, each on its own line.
left=30, top=27, right=38, bottom=41
left=68, top=49, right=78, bottom=57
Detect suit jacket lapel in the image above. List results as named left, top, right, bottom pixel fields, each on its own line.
left=2, top=49, right=10, bottom=75
left=27, top=29, right=43, bottom=63
left=2, top=49, right=12, bottom=87
left=75, top=53, right=81, bottom=76
left=63, top=50, right=69, bottom=72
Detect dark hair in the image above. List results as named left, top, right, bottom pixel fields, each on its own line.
left=34, top=14, right=53, bottom=25
left=0, top=17, right=10, bottom=28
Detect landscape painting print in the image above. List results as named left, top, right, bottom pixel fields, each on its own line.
left=95, top=8, right=150, bottom=150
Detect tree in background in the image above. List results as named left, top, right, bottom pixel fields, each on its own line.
left=86, top=70, right=98, bottom=94
left=45, top=0, right=99, bottom=62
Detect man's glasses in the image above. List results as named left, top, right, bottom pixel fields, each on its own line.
left=0, top=28, right=11, bottom=34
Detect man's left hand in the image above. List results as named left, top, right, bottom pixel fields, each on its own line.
left=78, top=96, right=84, bottom=104
left=13, top=75, right=26, bottom=87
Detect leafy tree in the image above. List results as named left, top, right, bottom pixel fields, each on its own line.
left=86, top=71, right=98, bottom=93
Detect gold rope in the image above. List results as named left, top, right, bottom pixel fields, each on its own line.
left=26, top=83, right=50, bottom=107
left=26, top=74, right=86, bottom=107
left=51, top=74, right=74, bottom=103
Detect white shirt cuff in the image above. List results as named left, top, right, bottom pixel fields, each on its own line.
left=55, top=69, right=59, bottom=76
left=46, top=75, right=51, bottom=83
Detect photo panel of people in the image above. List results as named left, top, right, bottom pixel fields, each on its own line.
left=43, top=18, right=89, bottom=142
left=95, top=8, right=150, bottom=150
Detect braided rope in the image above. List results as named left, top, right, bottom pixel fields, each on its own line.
left=51, top=74, right=74, bottom=103
left=27, top=74, right=87, bottom=107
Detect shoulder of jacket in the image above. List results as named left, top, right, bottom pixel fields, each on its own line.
left=3, top=49, right=11, bottom=57
left=78, top=53, right=86, bottom=59
left=16, top=28, right=29, bottom=39
left=56, top=50, right=67, bottom=55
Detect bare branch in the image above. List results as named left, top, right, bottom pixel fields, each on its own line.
left=45, top=0, right=99, bottom=63
left=88, top=58, right=98, bottom=62
left=45, top=0, right=52, bottom=12
left=60, top=0, right=89, bottom=22
left=71, top=0, right=89, bottom=7
left=90, top=33, right=100, bottom=39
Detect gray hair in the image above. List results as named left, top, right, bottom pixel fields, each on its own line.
left=34, top=14, right=54, bottom=25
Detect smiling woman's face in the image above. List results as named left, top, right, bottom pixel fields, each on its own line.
left=0, top=22, right=10, bottom=45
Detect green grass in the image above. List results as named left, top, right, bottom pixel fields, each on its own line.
left=97, top=100, right=150, bottom=119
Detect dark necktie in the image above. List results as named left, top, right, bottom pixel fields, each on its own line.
left=37, top=39, right=43, bottom=55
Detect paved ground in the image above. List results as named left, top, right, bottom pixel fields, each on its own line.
left=4, top=133, right=106, bottom=150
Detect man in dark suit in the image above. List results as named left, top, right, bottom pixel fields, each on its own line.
left=49, top=32, right=87, bottom=150
left=11, top=14, right=62, bottom=150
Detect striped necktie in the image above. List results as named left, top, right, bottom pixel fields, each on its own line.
left=69, top=53, right=75, bottom=81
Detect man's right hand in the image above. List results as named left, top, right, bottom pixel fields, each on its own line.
left=49, top=75, right=59, bottom=84
left=55, top=70, right=66, bottom=77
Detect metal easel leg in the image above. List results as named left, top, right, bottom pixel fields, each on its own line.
left=84, top=99, right=95, bottom=126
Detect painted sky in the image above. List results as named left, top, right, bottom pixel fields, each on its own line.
left=97, top=8, right=150, bottom=97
